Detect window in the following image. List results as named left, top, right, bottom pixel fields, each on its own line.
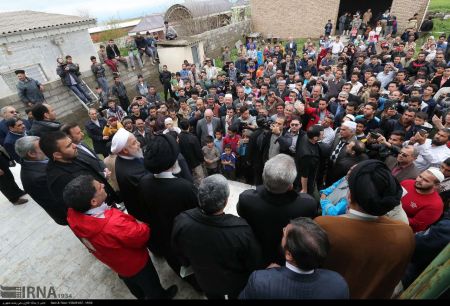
left=2, top=64, right=48, bottom=91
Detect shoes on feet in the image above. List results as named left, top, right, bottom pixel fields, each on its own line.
left=13, top=198, right=28, bottom=205
left=163, top=285, right=178, bottom=299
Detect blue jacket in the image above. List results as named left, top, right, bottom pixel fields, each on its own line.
left=239, top=266, right=349, bottom=299
left=319, top=177, right=348, bottom=216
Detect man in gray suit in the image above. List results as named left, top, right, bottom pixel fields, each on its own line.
left=196, top=109, right=221, bottom=147
left=387, top=145, right=420, bottom=182
left=326, top=120, right=357, bottom=186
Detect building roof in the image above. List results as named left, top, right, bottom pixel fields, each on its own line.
left=165, top=0, right=232, bottom=21
left=129, top=14, right=165, bottom=35
left=0, top=10, right=96, bottom=36
left=89, top=19, right=141, bottom=34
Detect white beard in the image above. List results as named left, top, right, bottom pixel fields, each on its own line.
left=130, top=149, right=144, bottom=159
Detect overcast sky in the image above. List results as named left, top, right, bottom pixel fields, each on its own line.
left=0, top=0, right=183, bottom=22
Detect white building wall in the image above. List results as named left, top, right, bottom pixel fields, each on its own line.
left=0, top=27, right=96, bottom=98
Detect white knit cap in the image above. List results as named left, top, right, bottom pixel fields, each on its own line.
left=111, top=128, right=131, bottom=154
left=342, top=120, right=357, bottom=132
left=164, top=117, right=173, bottom=125
left=427, top=167, right=445, bottom=183
left=344, top=114, right=355, bottom=122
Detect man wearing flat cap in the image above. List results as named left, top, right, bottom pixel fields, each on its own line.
left=138, top=134, right=198, bottom=276
left=315, top=160, right=415, bottom=298
left=15, top=69, right=45, bottom=107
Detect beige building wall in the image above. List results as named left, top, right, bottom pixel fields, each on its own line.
left=250, top=0, right=341, bottom=39
left=250, top=0, right=429, bottom=39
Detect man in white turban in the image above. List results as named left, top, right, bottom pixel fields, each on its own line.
left=112, top=128, right=148, bottom=217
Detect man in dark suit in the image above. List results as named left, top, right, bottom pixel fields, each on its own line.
left=386, top=145, right=420, bottom=182
left=326, top=120, right=357, bottom=186
left=85, top=108, right=109, bottom=157
left=237, top=154, right=318, bottom=266
left=40, top=131, right=119, bottom=208
left=15, top=136, right=67, bottom=225
left=61, top=123, right=107, bottom=173
left=431, top=66, right=450, bottom=90
left=196, top=109, right=221, bottom=147
left=178, top=119, right=204, bottom=186
left=0, top=144, right=27, bottom=205
left=239, top=217, right=349, bottom=299
left=220, top=107, right=239, bottom=135
left=28, top=103, right=61, bottom=137
left=285, top=37, right=298, bottom=57
left=172, top=174, right=263, bottom=299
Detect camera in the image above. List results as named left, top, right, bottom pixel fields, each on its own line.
left=256, top=117, right=273, bottom=130
left=370, top=131, right=380, bottom=139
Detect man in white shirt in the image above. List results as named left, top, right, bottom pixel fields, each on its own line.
left=330, top=36, right=344, bottom=60
left=349, top=73, right=363, bottom=96
left=376, top=62, right=397, bottom=89
left=406, top=128, right=450, bottom=172
left=321, top=114, right=336, bottom=145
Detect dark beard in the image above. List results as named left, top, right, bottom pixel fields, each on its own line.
left=432, top=139, right=446, bottom=146
left=415, top=184, right=433, bottom=193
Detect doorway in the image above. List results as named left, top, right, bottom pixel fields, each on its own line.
left=336, top=0, right=393, bottom=28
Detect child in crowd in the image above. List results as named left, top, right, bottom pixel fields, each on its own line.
left=103, top=116, right=123, bottom=139
left=106, top=100, right=127, bottom=122
left=221, top=144, right=236, bottom=180
left=223, top=125, right=241, bottom=154
left=214, top=129, right=224, bottom=155
left=202, top=136, right=220, bottom=176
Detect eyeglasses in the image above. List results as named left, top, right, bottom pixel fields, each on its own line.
left=290, top=123, right=300, bottom=126
left=399, top=152, right=410, bottom=157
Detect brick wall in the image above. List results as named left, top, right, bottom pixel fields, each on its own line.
left=250, top=0, right=340, bottom=39
left=250, top=0, right=429, bottom=39
left=391, top=0, right=429, bottom=33
left=193, top=20, right=252, bottom=59
left=0, top=60, right=161, bottom=124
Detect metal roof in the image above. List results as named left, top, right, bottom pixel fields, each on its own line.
left=165, top=0, right=232, bottom=21
left=0, top=10, right=96, bottom=36
left=129, top=14, right=165, bottom=35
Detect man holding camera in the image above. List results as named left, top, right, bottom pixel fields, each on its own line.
left=56, top=55, right=93, bottom=106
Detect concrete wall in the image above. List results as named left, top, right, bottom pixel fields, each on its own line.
left=193, top=20, right=251, bottom=60
left=0, top=26, right=97, bottom=98
left=158, top=41, right=205, bottom=73
left=250, top=0, right=428, bottom=39
left=0, top=60, right=161, bottom=124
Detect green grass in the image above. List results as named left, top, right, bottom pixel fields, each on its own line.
left=429, top=0, right=450, bottom=12
left=414, top=18, right=450, bottom=54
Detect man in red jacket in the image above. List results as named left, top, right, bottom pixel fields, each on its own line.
left=401, top=168, right=444, bottom=233
left=304, top=97, right=331, bottom=130
left=63, top=175, right=178, bottom=299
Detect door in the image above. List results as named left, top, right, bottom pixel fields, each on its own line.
left=191, top=45, right=200, bottom=67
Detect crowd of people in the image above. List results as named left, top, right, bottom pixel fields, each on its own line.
left=1, top=8, right=450, bottom=300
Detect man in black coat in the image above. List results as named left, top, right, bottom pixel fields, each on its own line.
left=177, top=119, right=204, bottom=186
left=15, top=136, right=67, bottom=225
left=85, top=108, right=109, bottom=157
left=40, top=131, right=119, bottom=209
left=296, top=126, right=322, bottom=195
left=139, top=134, right=198, bottom=275
left=237, top=154, right=318, bottom=266
left=172, top=174, right=263, bottom=299
left=29, top=103, right=61, bottom=137
left=0, top=144, right=27, bottom=205
left=110, top=128, right=149, bottom=220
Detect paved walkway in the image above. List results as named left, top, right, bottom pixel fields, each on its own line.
left=0, top=165, right=253, bottom=299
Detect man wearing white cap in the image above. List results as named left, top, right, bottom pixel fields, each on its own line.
left=163, top=117, right=181, bottom=135
left=400, top=167, right=444, bottom=233
left=326, top=120, right=357, bottom=186
left=112, top=128, right=149, bottom=219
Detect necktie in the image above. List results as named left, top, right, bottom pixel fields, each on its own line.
left=330, top=140, right=346, bottom=162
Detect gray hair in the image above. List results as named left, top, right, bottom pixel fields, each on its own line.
left=1, top=106, right=13, bottom=117
left=198, top=174, right=230, bottom=214
left=15, top=136, right=40, bottom=159
left=404, top=145, right=419, bottom=158
left=263, top=154, right=297, bottom=194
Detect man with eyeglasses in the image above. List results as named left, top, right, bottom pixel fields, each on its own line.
left=387, top=145, right=420, bottom=182
left=0, top=106, right=19, bottom=145
left=278, top=117, right=304, bottom=157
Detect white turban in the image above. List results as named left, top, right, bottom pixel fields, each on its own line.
left=427, top=167, right=445, bottom=183
left=225, top=94, right=233, bottom=99
left=111, top=128, right=131, bottom=154
left=342, top=120, right=357, bottom=132
left=165, top=118, right=173, bottom=125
